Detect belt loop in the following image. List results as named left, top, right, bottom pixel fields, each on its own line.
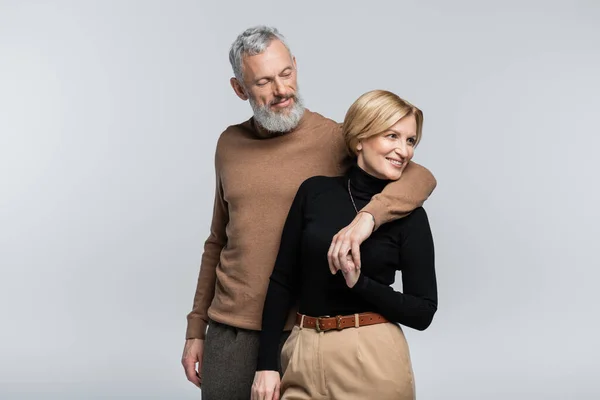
left=354, top=313, right=359, bottom=328
left=299, top=314, right=305, bottom=330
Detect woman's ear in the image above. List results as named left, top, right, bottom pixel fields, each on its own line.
left=356, top=141, right=363, bottom=152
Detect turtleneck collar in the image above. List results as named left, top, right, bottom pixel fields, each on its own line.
left=346, top=161, right=391, bottom=199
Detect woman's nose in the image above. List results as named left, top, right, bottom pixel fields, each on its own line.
left=395, top=143, right=408, bottom=158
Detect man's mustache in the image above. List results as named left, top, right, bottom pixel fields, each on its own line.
left=269, top=95, right=295, bottom=107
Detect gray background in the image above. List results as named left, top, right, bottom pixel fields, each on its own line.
left=1, top=1, right=599, bottom=399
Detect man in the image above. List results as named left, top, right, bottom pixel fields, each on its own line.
left=181, top=26, right=436, bottom=399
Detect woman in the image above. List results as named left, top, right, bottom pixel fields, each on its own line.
left=251, top=90, right=438, bottom=400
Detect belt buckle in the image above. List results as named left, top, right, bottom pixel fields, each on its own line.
left=315, top=317, right=322, bottom=332
left=335, top=315, right=343, bottom=330
left=315, top=315, right=329, bottom=332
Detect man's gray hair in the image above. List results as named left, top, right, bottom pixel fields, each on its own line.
left=229, top=26, right=292, bottom=85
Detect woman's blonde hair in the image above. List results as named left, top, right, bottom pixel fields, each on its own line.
left=342, top=90, right=423, bottom=156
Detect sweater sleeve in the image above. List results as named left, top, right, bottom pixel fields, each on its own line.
left=361, top=161, right=437, bottom=229
left=185, top=150, right=229, bottom=340
left=350, top=207, right=438, bottom=331
left=256, top=181, right=308, bottom=371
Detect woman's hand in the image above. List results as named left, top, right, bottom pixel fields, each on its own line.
left=341, top=260, right=361, bottom=288
left=251, top=370, right=281, bottom=400
left=328, top=211, right=374, bottom=274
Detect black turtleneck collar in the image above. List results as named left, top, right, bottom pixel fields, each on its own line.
left=346, top=162, right=391, bottom=199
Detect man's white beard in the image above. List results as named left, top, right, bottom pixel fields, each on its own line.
left=249, top=92, right=305, bottom=134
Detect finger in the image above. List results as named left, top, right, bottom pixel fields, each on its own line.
left=274, top=383, right=281, bottom=400
left=338, top=238, right=352, bottom=273
left=346, top=260, right=356, bottom=270
left=182, top=358, right=193, bottom=374
left=329, top=256, right=337, bottom=274
left=345, top=254, right=354, bottom=269
left=351, top=240, right=361, bottom=270
left=183, top=360, right=201, bottom=387
left=195, top=353, right=203, bottom=374
left=252, top=386, right=261, bottom=400
left=341, top=269, right=352, bottom=287
left=338, top=232, right=355, bottom=273
left=327, top=235, right=337, bottom=274
left=328, top=233, right=340, bottom=273
left=332, top=233, right=347, bottom=272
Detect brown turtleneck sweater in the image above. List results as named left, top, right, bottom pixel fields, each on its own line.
left=185, top=109, right=436, bottom=339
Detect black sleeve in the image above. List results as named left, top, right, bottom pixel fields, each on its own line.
left=350, top=207, right=438, bottom=331
left=256, top=180, right=309, bottom=371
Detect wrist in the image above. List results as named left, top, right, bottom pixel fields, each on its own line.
left=358, top=211, right=375, bottom=231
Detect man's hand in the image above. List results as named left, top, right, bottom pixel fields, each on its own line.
left=181, top=338, right=204, bottom=388
left=251, top=370, right=281, bottom=400
left=328, top=211, right=375, bottom=274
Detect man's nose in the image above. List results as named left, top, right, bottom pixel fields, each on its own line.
left=273, top=77, right=287, bottom=97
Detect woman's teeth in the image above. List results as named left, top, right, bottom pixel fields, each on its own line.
left=387, top=158, right=403, bottom=167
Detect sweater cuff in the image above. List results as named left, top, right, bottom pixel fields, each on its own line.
left=351, top=273, right=369, bottom=293
left=185, top=317, right=208, bottom=340
left=256, top=355, right=279, bottom=371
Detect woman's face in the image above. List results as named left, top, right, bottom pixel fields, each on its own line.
left=356, top=114, right=417, bottom=181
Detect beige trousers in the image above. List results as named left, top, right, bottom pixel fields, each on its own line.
left=280, top=321, right=416, bottom=400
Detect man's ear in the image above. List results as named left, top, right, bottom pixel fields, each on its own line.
left=230, top=77, right=249, bottom=100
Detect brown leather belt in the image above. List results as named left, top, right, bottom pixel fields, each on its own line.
left=295, top=312, right=388, bottom=332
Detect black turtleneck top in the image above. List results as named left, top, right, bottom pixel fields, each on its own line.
left=256, top=164, right=438, bottom=371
